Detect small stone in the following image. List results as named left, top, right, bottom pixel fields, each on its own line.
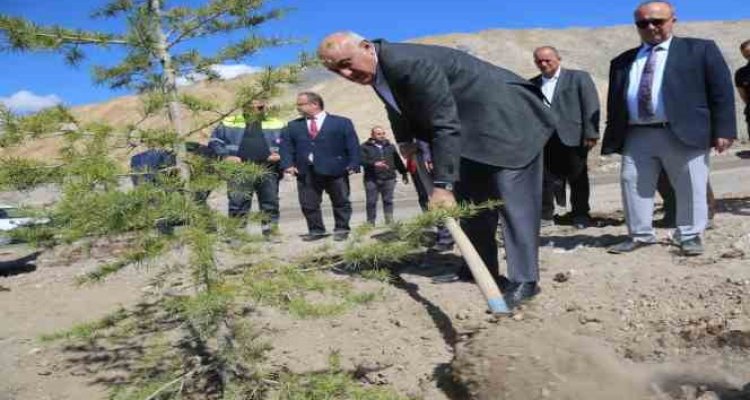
left=455, top=310, right=470, bottom=321
left=512, top=312, right=525, bottom=321
left=565, top=304, right=580, bottom=312
left=578, top=314, right=601, bottom=324
left=696, top=391, right=720, bottom=400
left=28, top=348, right=42, bottom=355
left=679, top=385, right=698, bottom=400
left=553, top=272, right=570, bottom=283
left=37, top=370, right=52, bottom=376
left=541, top=387, right=551, bottom=398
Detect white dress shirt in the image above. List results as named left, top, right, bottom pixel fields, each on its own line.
left=540, top=67, right=561, bottom=106
left=627, top=36, right=673, bottom=124
left=305, top=110, right=327, bottom=134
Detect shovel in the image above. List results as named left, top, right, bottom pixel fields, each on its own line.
left=414, top=157, right=510, bottom=314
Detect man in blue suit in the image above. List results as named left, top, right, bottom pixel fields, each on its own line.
left=280, top=92, right=361, bottom=241
left=603, top=1, right=736, bottom=256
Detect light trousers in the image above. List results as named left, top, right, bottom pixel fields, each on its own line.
left=620, top=126, right=709, bottom=243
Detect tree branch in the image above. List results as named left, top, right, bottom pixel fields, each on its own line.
left=32, top=32, right=129, bottom=45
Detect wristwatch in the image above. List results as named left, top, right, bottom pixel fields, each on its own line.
left=433, top=181, right=454, bottom=191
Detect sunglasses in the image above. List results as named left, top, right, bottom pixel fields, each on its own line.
left=635, top=18, right=671, bottom=29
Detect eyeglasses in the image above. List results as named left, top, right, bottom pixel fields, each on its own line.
left=635, top=18, right=671, bottom=29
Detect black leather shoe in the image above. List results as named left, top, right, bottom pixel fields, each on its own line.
left=494, top=274, right=512, bottom=292
left=432, top=267, right=474, bottom=284
left=333, top=232, right=349, bottom=242
left=503, top=282, right=540, bottom=309
left=607, top=239, right=655, bottom=254
left=680, top=237, right=704, bottom=256
left=429, top=242, right=454, bottom=253
left=572, top=215, right=590, bottom=229
left=302, top=233, right=328, bottom=242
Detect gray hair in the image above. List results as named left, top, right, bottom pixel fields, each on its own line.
left=635, top=1, right=676, bottom=15
left=319, top=31, right=367, bottom=54
left=533, top=45, right=561, bottom=60
left=338, top=31, right=366, bottom=43
left=298, top=91, right=324, bottom=110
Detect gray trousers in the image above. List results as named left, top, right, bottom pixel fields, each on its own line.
left=457, top=155, right=542, bottom=283
left=364, top=178, right=396, bottom=224
left=621, top=126, right=709, bottom=242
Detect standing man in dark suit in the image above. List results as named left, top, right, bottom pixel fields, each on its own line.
left=318, top=32, right=557, bottom=309
left=736, top=39, right=750, bottom=133
left=602, top=1, right=736, bottom=256
left=531, top=46, right=600, bottom=229
left=280, top=91, right=361, bottom=241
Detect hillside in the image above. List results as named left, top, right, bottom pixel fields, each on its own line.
left=4, top=20, right=750, bottom=163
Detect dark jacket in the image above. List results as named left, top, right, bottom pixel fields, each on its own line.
left=130, top=149, right=176, bottom=186
left=530, top=68, right=600, bottom=147
left=372, top=40, right=556, bottom=183
left=360, top=138, right=407, bottom=181
left=602, top=36, right=737, bottom=155
left=280, top=114, right=361, bottom=177
left=208, top=115, right=284, bottom=162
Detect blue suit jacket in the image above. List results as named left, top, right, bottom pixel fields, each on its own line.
left=602, top=37, right=737, bottom=155
left=280, top=114, right=361, bottom=177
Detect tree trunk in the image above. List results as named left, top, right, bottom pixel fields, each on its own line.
left=149, top=0, right=190, bottom=181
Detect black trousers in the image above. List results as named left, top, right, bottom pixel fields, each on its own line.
left=228, top=174, right=280, bottom=227
left=364, top=178, right=396, bottom=224
left=542, top=134, right=591, bottom=219
left=457, top=155, right=542, bottom=283
left=297, top=169, right=351, bottom=235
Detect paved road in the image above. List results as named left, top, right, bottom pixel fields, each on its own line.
left=270, top=150, right=750, bottom=237
left=0, top=149, right=747, bottom=238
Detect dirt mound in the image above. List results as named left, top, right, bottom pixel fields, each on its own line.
left=454, top=320, right=750, bottom=400
left=454, top=321, right=651, bottom=400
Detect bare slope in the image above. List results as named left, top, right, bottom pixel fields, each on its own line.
left=4, top=20, right=749, bottom=162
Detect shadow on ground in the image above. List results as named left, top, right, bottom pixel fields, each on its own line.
left=0, top=250, right=41, bottom=277
left=716, top=196, right=750, bottom=217
left=541, top=234, right=628, bottom=250
left=655, top=375, right=750, bottom=400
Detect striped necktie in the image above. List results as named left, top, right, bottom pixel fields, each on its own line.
left=637, top=46, right=661, bottom=119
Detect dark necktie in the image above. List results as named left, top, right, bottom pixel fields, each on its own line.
left=637, top=46, right=661, bottom=119
left=308, top=117, right=318, bottom=139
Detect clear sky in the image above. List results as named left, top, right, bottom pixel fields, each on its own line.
left=1, top=0, right=749, bottom=112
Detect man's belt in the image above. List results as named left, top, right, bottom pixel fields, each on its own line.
left=630, top=122, right=670, bottom=129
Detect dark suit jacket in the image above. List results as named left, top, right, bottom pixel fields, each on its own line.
left=531, top=68, right=600, bottom=147
left=280, top=114, right=361, bottom=177
left=602, top=36, right=737, bottom=155
left=373, top=40, right=556, bottom=183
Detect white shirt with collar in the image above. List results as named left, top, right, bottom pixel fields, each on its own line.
left=627, top=35, right=673, bottom=124
left=305, top=110, right=327, bottom=134
left=372, top=53, right=402, bottom=114
left=540, top=67, right=561, bottom=106
left=305, top=110, right=326, bottom=163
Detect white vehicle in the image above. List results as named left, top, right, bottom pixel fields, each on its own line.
left=0, top=204, right=49, bottom=245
